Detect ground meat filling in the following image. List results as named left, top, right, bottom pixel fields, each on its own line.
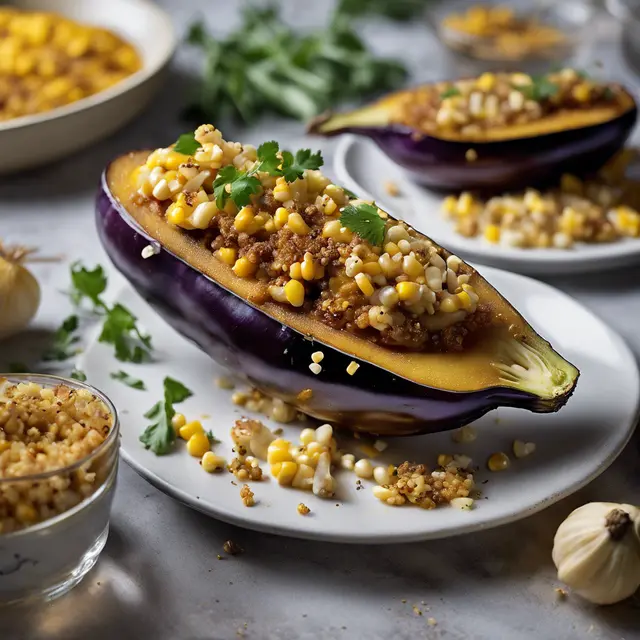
left=134, top=125, right=491, bottom=354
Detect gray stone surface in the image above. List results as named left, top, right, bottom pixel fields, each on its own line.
left=1, top=2, right=640, bottom=638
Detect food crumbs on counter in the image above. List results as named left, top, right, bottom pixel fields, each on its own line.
left=297, top=503, right=311, bottom=515
left=223, top=540, right=244, bottom=555
left=273, top=427, right=283, bottom=435
left=412, top=605, right=423, bottom=616
left=297, top=388, right=313, bottom=402
left=465, top=148, right=478, bottom=162
left=513, top=440, right=536, bottom=458
left=487, top=452, right=511, bottom=471
left=216, top=554, right=224, bottom=560
left=240, top=484, right=255, bottom=506
left=384, top=180, right=401, bottom=197
left=401, top=599, right=407, bottom=603
left=216, top=376, right=235, bottom=390
left=427, top=617, right=437, bottom=626
left=555, top=587, right=568, bottom=600
left=228, top=449, right=264, bottom=481
left=309, top=363, right=322, bottom=375
left=346, top=361, right=360, bottom=376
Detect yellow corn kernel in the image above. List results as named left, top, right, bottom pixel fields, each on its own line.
left=457, top=290, right=473, bottom=310
left=289, top=262, right=303, bottom=280
left=274, top=461, right=298, bottom=486
left=165, top=151, right=190, bottom=170
left=171, top=413, right=186, bottom=431
left=15, top=503, right=38, bottom=524
left=457, top=192, right=474, bottom=216
left=267, top=439, right=293, bottom=464
left=439, top=296, right=460, bottom=313
left=301, top=253, right=315, bottom=281
left=395, top=281, right=420, bottom=301
left=234, top=206, right=255, bottom=232
left=384, top=242, right=401, bottom=257
left=324, top=184, right=347, bottom=206
left=264, top=218, right=275, bottom=233
left=321, top=196, right=338, bottom=215
left=476, top=72, right=496, bottom=91
left=284, top=279, right=305, bottom=307
left=355, top=272, right=374, bottom=296
left=0, top=441, right=10, bottom=454
left=202, top=451, right=226, bottom=473
left=442, top=195, right=458, bottom=215
left=487, top=452, right=510, bottom=472
left=274, top=207, right=289, bottom=230
left=287, top=212, right=311, bottom=235
left=232, top=257, right=257, bottom=278
left=166, top=204, right=186, bottom=226
left=572, top=83, right=592, bottom=102
left=314, top=264, right=325, bottom=280
left=484, top=224, right=500, bottom=243
left=560, top=174, right=583, bottom=195
left=216, top=247, right=237, bottom=265
left=187, top=432, right=211, bottom=457
left=358, top=443, right=381, bottom=459
left=273, top=177, right=292, bottom=202
left=437, top=453, right=453, bottom=467
left=179, top=420, right=204, bottom=441
left=362, top=262, right=382, bottom=276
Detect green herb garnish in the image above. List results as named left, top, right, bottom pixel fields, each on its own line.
left=140, top=377, right=193, bottom=455
left=206, top=429, right=220, bottom=445
left=70, top=263, right=153, bottom=363
left=337, top=0, right=431, bottom=21
left=173, top=132, right=201, bottom=156
left=110, top=370, right=146, bottom=390
left=70, top=369, right=87, bottom=382
left=43, top=315, right=81, bottom=361
left=339, top=203, right=386, bottom=246
left=185, top=5, right=407, bottom=124
left=440, top=87, right=461, bottom=99
left=515, top=76, right=559, bottom=102
left=603, top=87, right=615, bottom=100
left=212, top=140, right=323, bottom=209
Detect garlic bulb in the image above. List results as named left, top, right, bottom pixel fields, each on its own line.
left=552, top=502, right=640, bottom=605
left=0, top=243, right=41, bottom=340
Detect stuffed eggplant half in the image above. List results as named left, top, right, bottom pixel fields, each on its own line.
left=310, top=68, right=637, bottom=192
left=96, top=125, right=579, bottom=436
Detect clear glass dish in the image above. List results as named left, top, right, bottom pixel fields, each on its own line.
left=0, top=374, right=119, bottom=606
left=427, top=0, right=597, bottom=75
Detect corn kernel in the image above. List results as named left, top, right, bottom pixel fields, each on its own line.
left=457, top=290, right=473, bottom=310
left=484, top=224, right=500, bottom=243
left=355, top=272, right=374, bottom=296
left=275, top=461, right=298, bottom=485
left=179, top=420, right=204, bottom=441
left=476, top=72, right=496, bottom=91
left=187, top=432, right=211, bottom=457
left=287, top=212, right=311, bottom=235
left=560, top=174, right=583, bottom=195
left=439, top=296, right=460, bottom=313
left=284, top=279, right=305, bottom=307
left=437, top=453, right=453, bottom=467
left=234, top=206, right=255, bottom=232
left=457, top=192, right=474, bottom=216
left=301, top=253, right=315, bottom=281
left=487, top=452, right=510, bottom=472
left=171, top=413, right=186, bottom=431
left=384, top=242, right=401, bottom=257
left=167, top=205, right=186, bottom=226
left=396, top=281, right=420, bottom=302
left=346, top=361, right=360, bottom=376
left=572, top=83, right=592, bottom=102
left=232, top=257, right=257, bottom=278
left=216, top=247, right=237, bottom=265
left=267, top=440, right=293, bottom=464
left=274, top=207, right=289, bottom=230
left=202, top=451, right=226, bottom=473
left=289, top=262, right=303, bottom=280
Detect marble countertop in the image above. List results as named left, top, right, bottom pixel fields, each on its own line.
left=1, top=2, right=640, bottom=638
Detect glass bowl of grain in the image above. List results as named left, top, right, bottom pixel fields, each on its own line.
left=0, top=374, right=119, bottom=605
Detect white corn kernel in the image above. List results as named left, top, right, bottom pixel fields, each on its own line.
left=354, top=459, right=374, bottom=479
left=373, top=466, right=390, bottom=485
left=341, top=454, right=355, bottom=470
left=452, top=425, right=477, bottom=444
left=346, top=361, right=360, bottom=376
left=309, top=363, right=322, bottom=375
left=451, top=497, right=474, bottom=511
left=300, top=428, right=316, bottom=445
left=513, top=440, right=536, bottom=458
left=315, top=423, right=333, bottom=447
left=373, top=439, right=388, bottom=452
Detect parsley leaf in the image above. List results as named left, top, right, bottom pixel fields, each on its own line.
left=98, top=303, right=153, bottom=363
left=516, top=76, right=559, bottom=102
left=339, top=203, right=386, bottom=246
left=440, top=87, right=461, bottom=99
left=254, top=141, right=281, bottom=175
left=174, top=132, right=201, bottom=156
left=280, top=149, right=324, bottom=182
left=43, top=315, right=81, bottom=361
left=206, top=429, right=220, bottom=445
left=70, top=369, right=87, bottom=381
left=110, top=370, right=146, bottom=390
left=342, top=187, right=358, bottom=199
left=139, top=377, right=193, bottom=455
left=213, top=165, right=261, bottom=209
left=70, top=262, right=107, bottom=309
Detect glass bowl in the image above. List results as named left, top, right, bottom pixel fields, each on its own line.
left=427, top=0, right=597, bottom=75
left=0, top=374, right=119, bottom=605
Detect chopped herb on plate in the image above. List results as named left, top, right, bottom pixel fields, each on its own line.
left=110, top=370, right=146, bottom=390
left=70, top=369, right=87, bottom=381
left=43, top=315, right=80, bottom=361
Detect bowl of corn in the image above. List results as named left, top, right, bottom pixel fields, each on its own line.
left=0, top=0, right=176, bottom=174
left=0, top=374, right=120, bottom=605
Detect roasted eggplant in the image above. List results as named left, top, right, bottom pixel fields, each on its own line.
left=96, top=145, right=579, bottom=436
left=309, top=70, right=637, bottom=192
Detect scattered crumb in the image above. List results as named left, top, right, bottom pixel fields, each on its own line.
left=412, top=605, right=422, bottom=616
left=427, top=618, right=437, bottom=626
left=555, top=587, right=568, bottom=600
left=401, top=599, right=407, bottom=604
left=217, top=554, right=224, bottom=560
left=384, top=180, right=400, bottom=197
left=297, top=503, right=310, bottom=515
left=230, top=480, right=238, bottom=486
left=216, top=376, right=236, bottom=390
left=223, top=540, right=244, bottom=556
left=201, top=413, right=211, bottom=419
left=273, top=427, right=283, bottom=436
left=240, top=484, right=255, bottom=507
left=465, top=148, right=478, bottom=162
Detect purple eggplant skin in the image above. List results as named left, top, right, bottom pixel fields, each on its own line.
left=96, top=165, right=574, bottom=437
left=311, top=109, right=638, bottom=194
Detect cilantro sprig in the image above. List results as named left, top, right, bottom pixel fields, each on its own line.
left=339, top=203, right=386, bottom=246
left=212, top=140, right=323, bottom=209
left=515, top=75, right=559, bottom=102
left=110, top=370, right=146, bottom=390
left=173, top=132, right=201, bottom=156
left=440, top=87, right=461, bottom=99
left=140, top=377, right=193, bottom=455
left=70, top=262, right=153, bottom=363
left=43, top=315, right=81, bottom=361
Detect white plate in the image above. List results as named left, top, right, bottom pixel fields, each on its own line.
left=0, top=0, right=176, bottom=174
left=334, top=135, right=640, bottom=275
left=78, top=270, right=639, bottom=543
